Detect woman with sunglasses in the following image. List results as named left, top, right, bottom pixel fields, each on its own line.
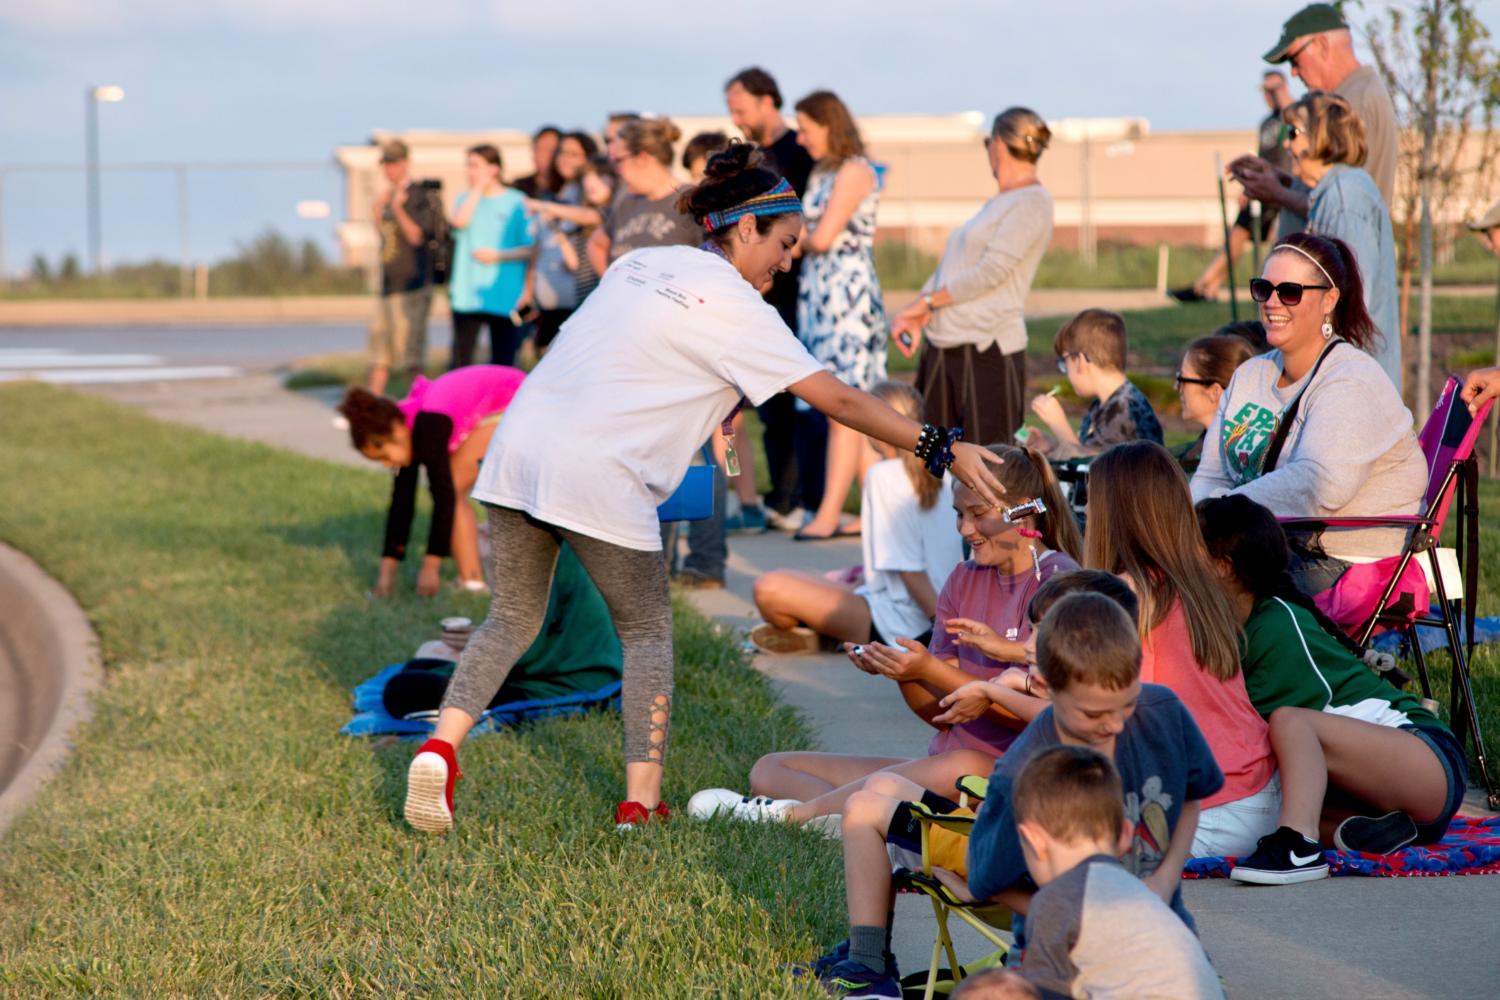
left=1283, top=91, right=1401, bottom=391
left=1189, top=232, right=1426, bottom=599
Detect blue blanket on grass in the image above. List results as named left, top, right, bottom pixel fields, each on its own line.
left=341, top=662, right=621, bottom=739
left=1371, top=610, right=1500, bottom=656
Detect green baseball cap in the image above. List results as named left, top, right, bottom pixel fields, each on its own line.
left=1264, top=3, right=1349, bottom=63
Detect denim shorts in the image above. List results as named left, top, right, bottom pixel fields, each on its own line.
left=1403, top=723, right=1468, bottom=843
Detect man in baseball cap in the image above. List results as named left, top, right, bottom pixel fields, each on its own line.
left=1224, top=2, right=1399, bottom=244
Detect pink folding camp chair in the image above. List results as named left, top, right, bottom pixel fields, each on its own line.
left=1280, top=376, right=1496, bottom=809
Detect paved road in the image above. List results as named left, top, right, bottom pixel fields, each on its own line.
left=0, top=324, right=389, bottom=375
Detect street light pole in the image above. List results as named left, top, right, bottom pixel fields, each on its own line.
left=84, top=84, right=124, bottom=275
left=85, top=86, right=99, bottom=273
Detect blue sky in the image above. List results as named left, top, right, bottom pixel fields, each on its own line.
left=0, top=0, right=1426, bottom=274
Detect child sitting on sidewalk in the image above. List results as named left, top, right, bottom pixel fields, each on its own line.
left=808, top=591, right=1223, bottom=999
left=1197, top=496, right=1468, bottom=884
left=1014, top=747, right=1223, bottom=999
left=1024, top=308, right=1163, bottom=460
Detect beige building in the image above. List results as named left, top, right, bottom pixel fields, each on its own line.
left=333, top=114, right=1499, bottom=271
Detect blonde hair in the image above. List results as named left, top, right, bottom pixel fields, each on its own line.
left=1285, top=91, right=1367, bottom=168
left=991, top=107, right=1052, bottom=164
left=870, top=380, right=942, bottom=509
left=620, top=117, right=683, bottom=167
left=1083, top=442, right=1242, bottom=680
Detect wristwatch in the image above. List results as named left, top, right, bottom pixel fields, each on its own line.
left=921, top=293, right=936, bottom=311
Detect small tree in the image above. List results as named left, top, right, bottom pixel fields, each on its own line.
left=30, top=254, right=51, bottom=283
left=59, top=254, right=81, bottom=282
left=1366, top=0, right=1500, bottom=416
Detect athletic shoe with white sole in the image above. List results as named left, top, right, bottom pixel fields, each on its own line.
left=687, top=787, right=797, bottom=823
left=1230, top=826, right=1330, bottom=885
left=404, top=738, right=462, bottom=834
left=820, top=957, right=902, bottom=999
left=1334, top=810, right=1420, bottom=855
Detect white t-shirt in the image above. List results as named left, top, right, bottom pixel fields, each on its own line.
left=855, top=459, right=963, bottom=641
left=472, top=245, right=825, bottom=551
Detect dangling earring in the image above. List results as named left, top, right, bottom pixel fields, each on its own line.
left=1321, top=317, right=1334, bottom=340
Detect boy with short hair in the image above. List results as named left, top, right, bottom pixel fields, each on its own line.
left=1014, top=746, right=1223, bottom=999
left=967, top=593, right=1223, bottom=928
left=811, top=591, right=1221, bottom=1000
left=1025, top=308, right=1163, bottom=460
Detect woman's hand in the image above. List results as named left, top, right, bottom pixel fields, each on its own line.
left=416, top=559, right=442, bottom=597
left=891, top=301, right=929, bottom=358
left=860, top=638, right=938, bottom=684
left=1462, top=366, right=1500, bottom=416
left=471, top=248, right=503, bottom=264
left=947, top=442, right=1007, bottom=509
left=933, top=679, right=999, bottom=725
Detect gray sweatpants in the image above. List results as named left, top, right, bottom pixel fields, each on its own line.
left=442, top=505, right=674, bottom=764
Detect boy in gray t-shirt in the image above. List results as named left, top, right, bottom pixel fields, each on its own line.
left=1014, top=746, right=1222, bottom=1000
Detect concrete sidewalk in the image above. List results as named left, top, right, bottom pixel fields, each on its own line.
left=84, top=373, right=1500, bottom=999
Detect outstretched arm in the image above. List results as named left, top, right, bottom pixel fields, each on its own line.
left=788, top=370, right=1006, bottom=508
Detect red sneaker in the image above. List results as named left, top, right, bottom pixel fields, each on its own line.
left=405, top=738, right=462, bottom=834
left=614, top=800, right=671, bottom=831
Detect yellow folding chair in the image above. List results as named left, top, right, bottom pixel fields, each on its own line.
left=891, top=776, right=1012, bottom=1000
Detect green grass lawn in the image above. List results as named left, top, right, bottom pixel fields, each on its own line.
left=0, top=383, right=842, bottom=997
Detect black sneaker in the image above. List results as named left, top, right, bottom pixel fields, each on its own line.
left=1230, top=826, right=1330, bottom=885
left=1168, top=286, right=1207, bottom=303
left=1334, top=811, right=1420, bottom=855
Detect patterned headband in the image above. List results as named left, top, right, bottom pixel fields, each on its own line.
left=701, top=177, right=802, bottom=233
left=1272, top=242, right=1336, bottom=288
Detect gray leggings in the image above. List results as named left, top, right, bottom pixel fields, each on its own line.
left=442, top=505, right=674, bottom=764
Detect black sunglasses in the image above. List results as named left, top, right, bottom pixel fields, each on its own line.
left=1175, top=372, right=1218, bottom=390
left=1249, top=277, right=1331, bottom=305
left=1286, top=39, right=1314, bottom=67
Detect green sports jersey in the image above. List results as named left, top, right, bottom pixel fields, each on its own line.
left=1241, top=596, right=1444, bottom=732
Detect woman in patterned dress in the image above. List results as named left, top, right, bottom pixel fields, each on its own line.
left=792, top=90, right=889, bottom=540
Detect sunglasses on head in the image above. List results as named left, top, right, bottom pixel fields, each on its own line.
left=1249, top=277, right=1331, bottom=305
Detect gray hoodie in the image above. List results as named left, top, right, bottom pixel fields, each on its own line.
left=1190, top=341, right=1427, bottom=559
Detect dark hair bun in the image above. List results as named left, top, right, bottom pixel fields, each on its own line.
left=676, top=140, right=784, bottom=224
left=336, top=385, right=402, bottom=449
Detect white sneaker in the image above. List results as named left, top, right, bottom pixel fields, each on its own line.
left=687, top=787, right=797, bottom=822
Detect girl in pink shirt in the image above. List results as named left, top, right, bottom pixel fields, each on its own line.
left=1086, top=442, right=1280, bottom=857
left=338, top=365, right=525, bottom=597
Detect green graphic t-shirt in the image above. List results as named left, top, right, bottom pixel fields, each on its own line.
left=1220, top=401, right=1277, bottom=484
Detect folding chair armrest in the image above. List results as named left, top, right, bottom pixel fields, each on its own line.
left=1277, top=514, right=1431, bottom=531
left=956, top=774, right=989, bottom=805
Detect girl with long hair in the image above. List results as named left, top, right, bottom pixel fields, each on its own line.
left=1086, top=441, right=1280, bottom=857
left=690, top=442, right=1080, bottom=824
left=1197, top=495, right=1466, bottom=883
left=522, top=131, right=602, bottom=351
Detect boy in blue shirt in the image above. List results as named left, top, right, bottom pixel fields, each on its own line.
left=812, top=586, right=1221, bottom=999
left=968, top=591, right=1222, bottom=929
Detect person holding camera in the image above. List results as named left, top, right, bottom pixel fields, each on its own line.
left=447, top=144, right=535, bottom=369
left=401, top=143, right=1008, bottom=835
left=368, top=139, right=440, bottom=395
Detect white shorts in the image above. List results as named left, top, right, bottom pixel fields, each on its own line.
left=1191, top=771, right=1282, bottom=857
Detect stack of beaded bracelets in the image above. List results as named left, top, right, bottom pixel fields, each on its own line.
left=913, top=423, right=963, bottom=478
